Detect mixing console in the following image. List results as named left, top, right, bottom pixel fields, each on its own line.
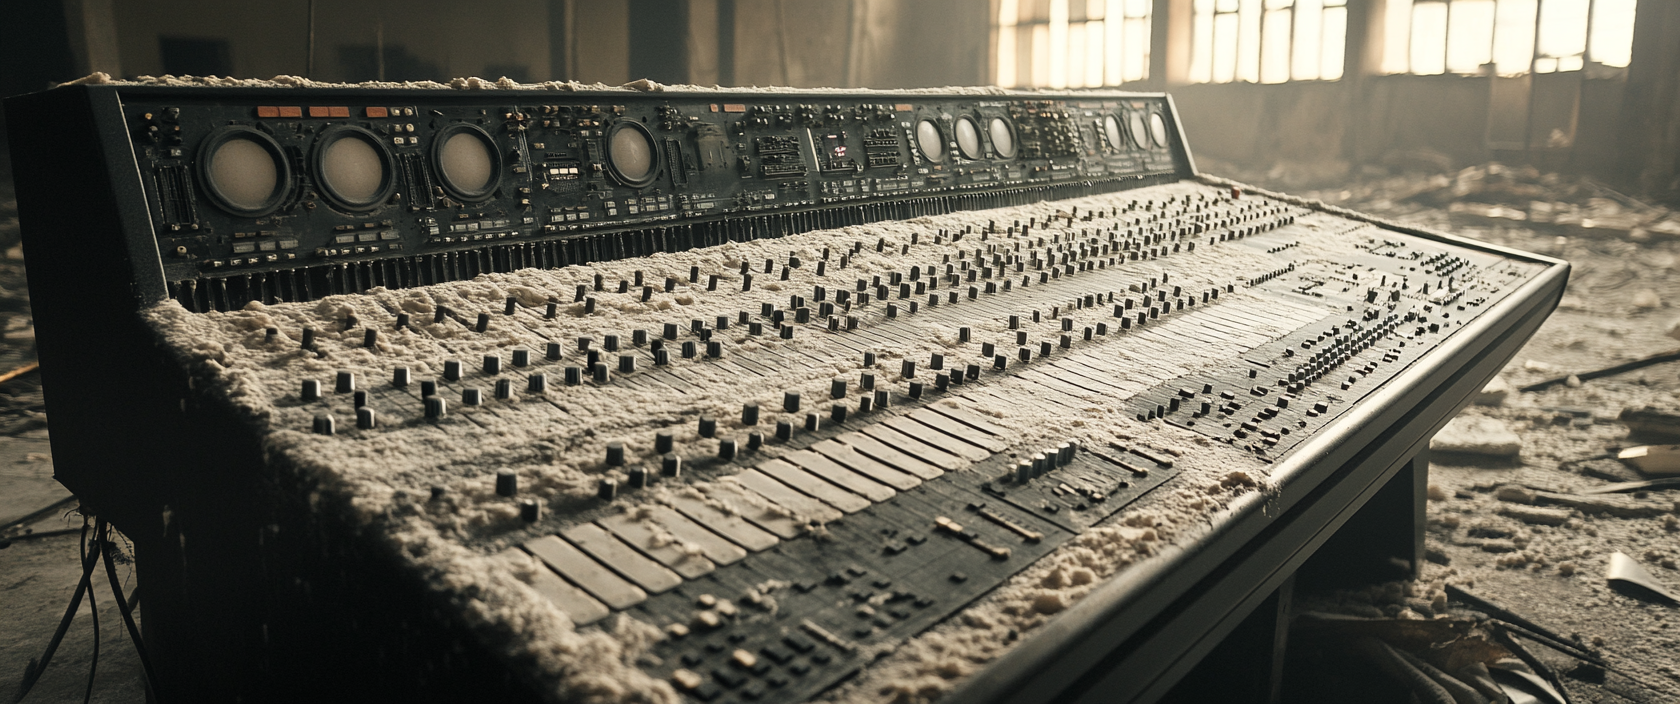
left=5, top=82, right=1566, bottom=704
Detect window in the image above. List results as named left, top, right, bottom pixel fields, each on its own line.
left=995, top=0, right=1151, bottom=89
left=1381, top=0, right=1636, bottom=76
left=1189, top=0, right=1347, bottom=84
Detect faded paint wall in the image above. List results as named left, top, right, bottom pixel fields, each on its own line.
left=1175, top=74, right=1631, bottom=183
left=110, top=0, right=554, bottom=83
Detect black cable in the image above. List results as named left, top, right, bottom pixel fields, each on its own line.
left=12, top=515, right=100, bottom=704
left=102, top=521, right=159, bottom=703
left=81, top=526, right=99, bottom=704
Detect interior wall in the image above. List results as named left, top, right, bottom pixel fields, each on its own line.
left=1175, top=74, right=1630, bottom=181
left=729, top=0, right=855, bottom=87
left=108, top=0, right=554, bottom=83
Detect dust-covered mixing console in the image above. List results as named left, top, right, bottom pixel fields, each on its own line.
left=6, top=82, right=1567, bottom=704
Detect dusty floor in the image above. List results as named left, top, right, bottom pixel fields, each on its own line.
left=3, top=159, right=1678, bottom=702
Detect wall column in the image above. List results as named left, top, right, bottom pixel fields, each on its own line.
left=1150, top=0, right=1192, bottom=88
left=63, top=0, right=122, bottom=78
left=1342, top=0, right=1387, bottom=166
left=1617, top=0, right=1680, bottom=199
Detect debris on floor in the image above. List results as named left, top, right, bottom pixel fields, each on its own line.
left=1605, top=552, right=1680, bottom=605
left=1433, top=416, right=1524, bottom=458
left=1614, top=445, right=1680, bottom=476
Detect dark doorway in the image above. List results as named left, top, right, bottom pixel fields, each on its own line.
left=159, top=37, right=233, bottom=77
left=629, top=0, right=688, bottom=84
left=336, top=45, right=441, bottom=83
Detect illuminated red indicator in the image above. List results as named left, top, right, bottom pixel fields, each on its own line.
left=256, top=106, right=280, bottom=118
left=723, top=104, right=746, bottom=113
left=328, top=106, right=350, bottom=118
left=709, top=104, right=719, bottom=112
left=278, top=106, right=302, bottom=118
left=366, top=107, right=389, bottom=118
left=895, top=104, right=913, bottom=112
left=308, top=106, right=330, bottom=118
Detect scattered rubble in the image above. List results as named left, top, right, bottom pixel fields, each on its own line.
left=1495, top=504, right=1572, bottom=526
left=1472, top=377, right=1511, bottom=407
left=1432, top=415, right=1523, bottom=458
left=1619, top=406, right=1680, bottom=441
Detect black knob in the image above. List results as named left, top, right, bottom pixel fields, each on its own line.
left=512, top=348, right=530, bottom=366
left=592, top=363, right=609, bottom=383
left=718, top=439, right=737, bottom=461
left=775, top=420, right=792, bottom=441
left=496, top=470, right=517, bottom=497
left=443, top=360, right=462, bottom=381
left=698, top=417, right=716, bottom=438
left=356, top=407, right=376, bottom=430
left=564, top=367, right=582, bottom=385
left=606, top=442, right=625, bottom=466
left=301, top=379, right=321, bottom=401
left=462, top=388, right=483, bottom=406
left=546, top=342, right=563, bottom=361
left=742, top=404, right=760, bottom=426
left=527, top=373, right=548, bottom=393
left=597, top=479, right=617, bottom=501
left=312, top=414, right=334, bottom=435
left=425, top=396, right=447, bottom=419
left=495, top=379, right=513, bottom=400
left=520, top=499, right=540, bottom=522
left=832, top=379, right=847, bottom=399
left=483, top=355, right=502, bottom=375
left=661, top=453, right=682, bottom=477
left=784, top=392, right=801, bottom=413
